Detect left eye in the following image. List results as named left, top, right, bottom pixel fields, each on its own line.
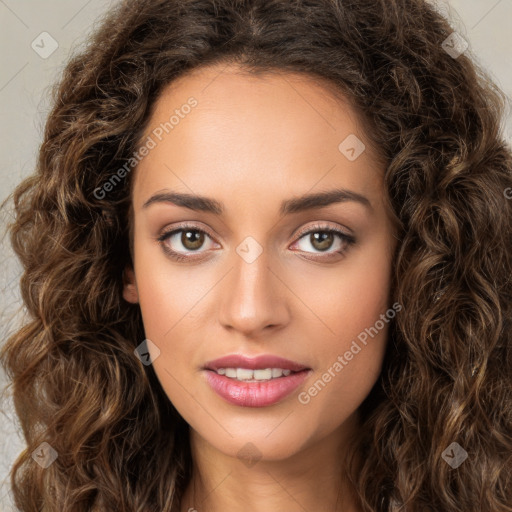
left=292, top=228, right=354, bottom=254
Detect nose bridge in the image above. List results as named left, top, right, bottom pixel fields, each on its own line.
left=218, top=239, right=288, bottom=334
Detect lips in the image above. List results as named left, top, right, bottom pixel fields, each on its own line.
left=203, top=354, right=310, bottom=372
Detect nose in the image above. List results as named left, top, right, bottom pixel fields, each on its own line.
left=218, top=247, right=290, bottom=337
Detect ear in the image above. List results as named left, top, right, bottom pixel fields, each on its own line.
left=122, top=266, right=139, bottom=304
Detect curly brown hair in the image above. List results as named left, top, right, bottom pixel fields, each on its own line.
left=1, top=0, right=511, bottom=510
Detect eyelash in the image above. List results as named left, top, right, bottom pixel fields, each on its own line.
left=156, top=222, right=356, bottom=262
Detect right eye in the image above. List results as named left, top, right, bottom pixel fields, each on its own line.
left=157, top=224, right=220, bottom=261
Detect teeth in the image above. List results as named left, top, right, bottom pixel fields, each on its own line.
left=214, top=367, right=294, bottom=381
left=237, top=368, right=254, bottom=380
left=253, top=368, right=272, bottom=380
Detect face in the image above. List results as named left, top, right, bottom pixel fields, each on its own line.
left=123, top=63, right=397, bottom=462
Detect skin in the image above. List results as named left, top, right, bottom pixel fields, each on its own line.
left=123, top=62, right=398, bottom=512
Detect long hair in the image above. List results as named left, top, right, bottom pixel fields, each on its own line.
left=1, top=0, right=511, bottom=510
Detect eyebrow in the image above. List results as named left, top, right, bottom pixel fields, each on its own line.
left=142, top=187, right=373, bottom=215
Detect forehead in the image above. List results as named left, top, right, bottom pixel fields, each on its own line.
left=132, top=63, right=384, bottom=212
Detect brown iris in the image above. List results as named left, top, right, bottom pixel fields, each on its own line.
left=181, top=229, right=205, bottom=250
left=310, top=231, right=334, bottom=251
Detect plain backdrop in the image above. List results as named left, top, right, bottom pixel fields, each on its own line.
left=1, top=0, right=511, bottom=509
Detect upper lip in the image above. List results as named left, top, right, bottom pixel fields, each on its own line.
left=203, top=354, right=310, bottom=372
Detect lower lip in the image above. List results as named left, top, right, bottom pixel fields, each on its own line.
left=203, top=369, right=311, bottom=407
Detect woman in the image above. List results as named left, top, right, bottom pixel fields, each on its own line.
left=1, top=0, right=511, bottom=511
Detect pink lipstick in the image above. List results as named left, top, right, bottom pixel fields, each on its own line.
left=202, top=354, right=312, bottom=407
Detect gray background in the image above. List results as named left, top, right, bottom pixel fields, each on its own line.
left=1, top=0, right=511, bottom=509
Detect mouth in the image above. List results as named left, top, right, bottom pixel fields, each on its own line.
left=201, top=354, right=312, bottom=407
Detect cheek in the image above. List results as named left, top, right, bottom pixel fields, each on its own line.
left=296, top=274, right=392, bottom=438
left=294, top=239, right=393, bottom=349
left=132, top=245, right=214, bottom=389
left=294, top=240, right=393, bottom=416
left=297, top=330, right=387, bottom=444
left=133, top=240, right=204, bottom=340
left=134, top=263, right=204, bottom=415
left=136, top=270, right=177, bottom=340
